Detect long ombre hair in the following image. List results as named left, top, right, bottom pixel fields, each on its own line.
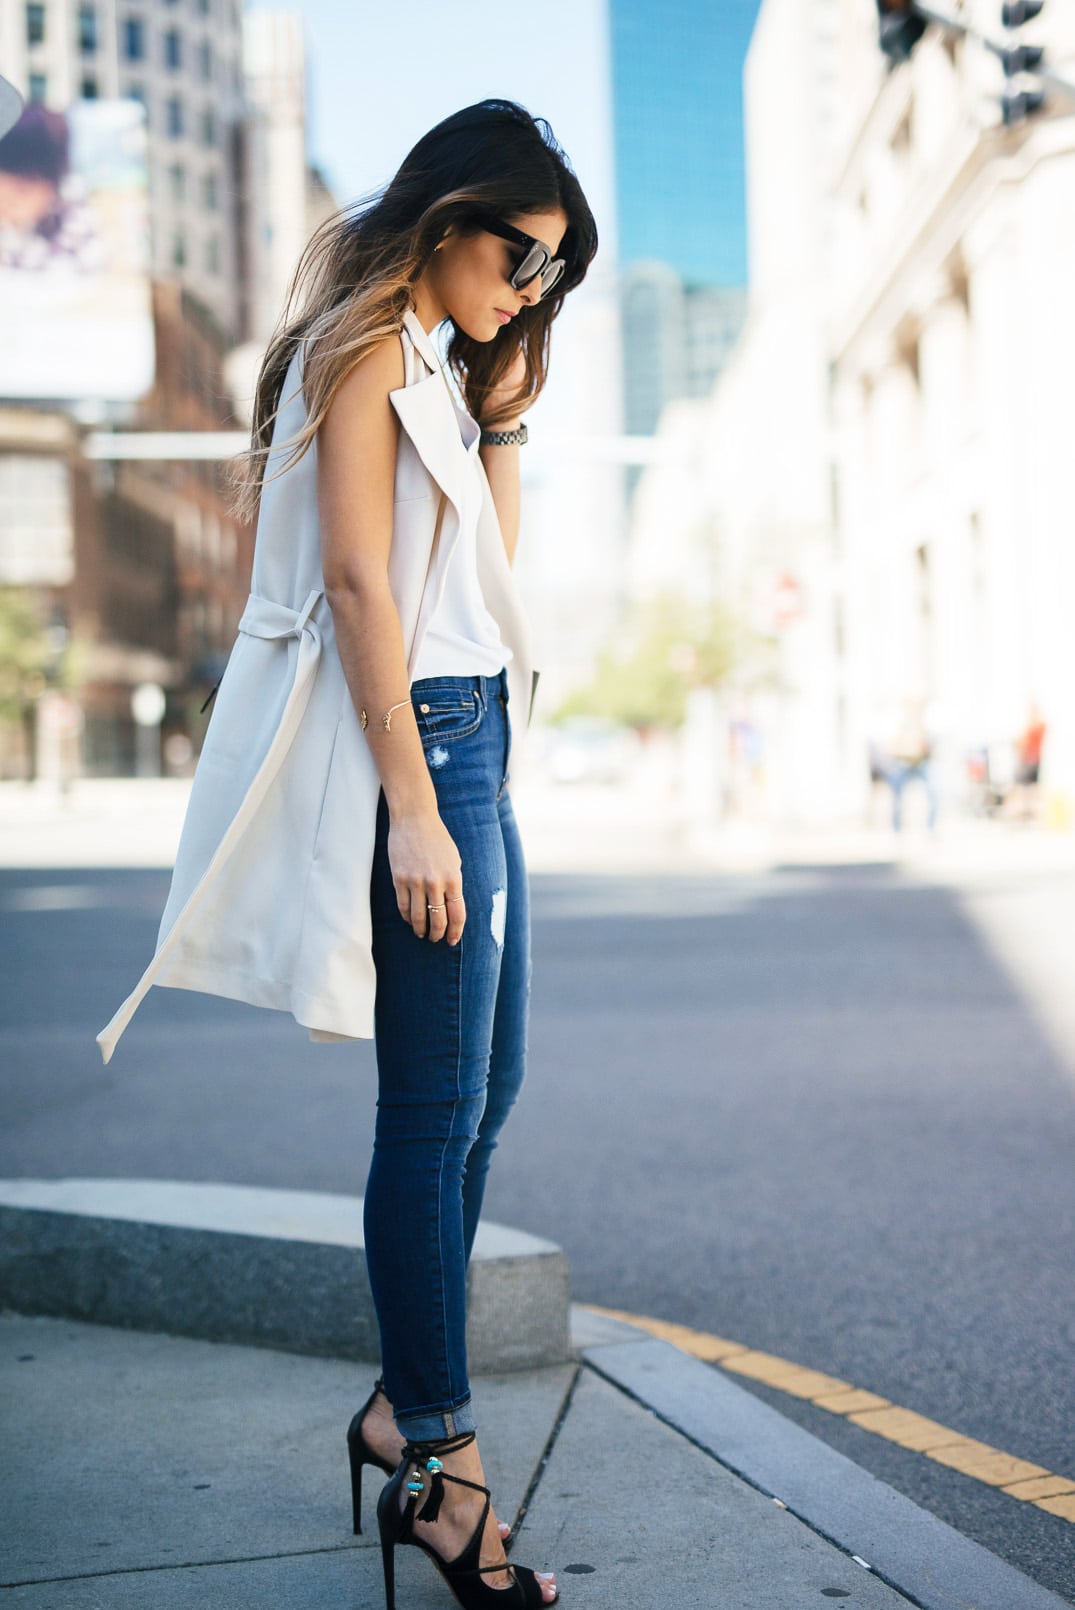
left=235, top=99, right=598, bottom=521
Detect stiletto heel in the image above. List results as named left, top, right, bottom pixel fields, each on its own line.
left=379, top=1507, right=398, bottom=1610
left=376, top=1456, right=418, bottom=1610
left=347, top=1431, right=365, bottom=1535
left=374, top=1429, right=556, bottom=1608
left=346, top=1375, right=397, bottom=1535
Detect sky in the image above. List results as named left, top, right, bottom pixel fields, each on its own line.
left=249, top=0, right=764, bottom=288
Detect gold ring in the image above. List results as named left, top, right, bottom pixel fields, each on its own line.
left=427, top=903, right=445, bottom=913
left=445, top=895, right=464, bottom=904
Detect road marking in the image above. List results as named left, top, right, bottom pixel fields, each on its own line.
left=1, top=884, right=103, bottom=911
left=585, top=1306, right=1075, bottom=1522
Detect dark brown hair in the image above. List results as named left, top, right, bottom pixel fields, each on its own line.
left=236, top=98, right=598, bottom=519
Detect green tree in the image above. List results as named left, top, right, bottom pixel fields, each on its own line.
left=0, top=588, right=50, bottom=724
left=558, top=590, right=774, bottom=732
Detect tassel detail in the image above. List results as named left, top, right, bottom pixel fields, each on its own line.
left=415, top=1455, right=445, bottom=1522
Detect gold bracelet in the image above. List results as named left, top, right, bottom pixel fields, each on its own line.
left=359, top=699, right=411, bottom=733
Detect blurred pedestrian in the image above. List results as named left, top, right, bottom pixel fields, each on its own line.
left=1005, top=700, right=1047, bottom=821
left=874, top=696, right=938, bottom=834
left=98, top=99, right=597, bottom=1609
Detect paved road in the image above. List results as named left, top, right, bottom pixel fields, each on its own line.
left=2, top=859, right=1073, bottom=1601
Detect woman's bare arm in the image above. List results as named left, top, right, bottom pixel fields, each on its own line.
left=478, top=422, right=522, bottom=563
left=477, top=349, right=528, bottom=563
left=317, top=336, right=465, bottom=944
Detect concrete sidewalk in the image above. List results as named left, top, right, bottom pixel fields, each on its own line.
left=4, top=774, right=1075, bottom=877
left=2, top=1306, right=1068, bottom=1610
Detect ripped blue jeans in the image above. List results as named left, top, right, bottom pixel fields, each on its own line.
left=363, top=668, right=530, bottom=1441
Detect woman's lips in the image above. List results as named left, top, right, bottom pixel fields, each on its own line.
left=495, top=309, right=513, bottom=324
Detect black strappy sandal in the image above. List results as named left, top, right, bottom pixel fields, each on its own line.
left=346, top=1376, right=398, bottom=1535
left=376, top=1429, right=557, bottom=1609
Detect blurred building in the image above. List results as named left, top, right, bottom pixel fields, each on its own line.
left=227, top=10, right=337, bottom=417
left=630, top=0, right=1075, bottom=831
left=0, top=0, right=246, bottom=339
left=621, top=262, right=747, bottom=436
left=0, top=281, right=253, bottom=779
left=0, top=9, right=335, bottom=778
left=828, top=0, right=1075, bottom=827
left=239, top=8, right=328, bottom=347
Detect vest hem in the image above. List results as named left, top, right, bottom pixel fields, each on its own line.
left=156, top=960, right=375, bottom=1043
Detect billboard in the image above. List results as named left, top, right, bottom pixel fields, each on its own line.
left=0, top=98, right=154, bottom=402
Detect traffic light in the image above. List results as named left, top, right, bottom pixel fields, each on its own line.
left=875, top=0, right=927, bottom=62
left=1000, top=0, right=1046, bottom=124
left=1001, top=2, right=1044, bottom=23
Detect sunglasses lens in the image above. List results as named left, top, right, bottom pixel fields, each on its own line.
left=510, top=243, right=547, bottom=289
left=540, top=260, right=565, bottom=296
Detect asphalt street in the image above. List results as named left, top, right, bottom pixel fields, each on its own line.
left=2, top=857, right=1073, bottom=1601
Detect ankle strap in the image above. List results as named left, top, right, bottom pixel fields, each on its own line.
left=401, top=1429, right=476, bottom=1463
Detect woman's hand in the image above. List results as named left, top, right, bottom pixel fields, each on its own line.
left=388, top=811, right=466, bottom=944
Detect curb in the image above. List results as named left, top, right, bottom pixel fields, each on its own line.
left=0, top=1178, right=570, bottom=1374
left=578, top=1330, right=1071, bottom=1610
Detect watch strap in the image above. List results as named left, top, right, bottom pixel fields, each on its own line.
left=479, top=424, right=528, bottom=447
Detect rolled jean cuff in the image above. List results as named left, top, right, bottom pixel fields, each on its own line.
left=395, top=1398, right=477, bottom=1443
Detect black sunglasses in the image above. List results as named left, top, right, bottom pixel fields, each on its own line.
left=474, top=213, right=567, bottom=299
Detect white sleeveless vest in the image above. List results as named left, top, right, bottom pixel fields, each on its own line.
left=97, top=310, right=534, bottom=1062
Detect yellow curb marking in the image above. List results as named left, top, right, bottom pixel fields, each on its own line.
left=1036, top=1493, right=1075, bottom=1521
left=812, top=1387, right=890, bottom=1414
left=585, top=1306, right=1073, bottom=1522
left=1004, top=1475, right=1075, bottom=1501
left=845, top=1406, right=973, bottom=1452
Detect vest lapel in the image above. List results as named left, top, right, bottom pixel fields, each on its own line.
left=389, top=311, right=474, bottom=520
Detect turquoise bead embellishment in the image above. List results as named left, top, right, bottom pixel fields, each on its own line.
left=406, top=1474, right=424, bottom=1494
left=426, top=1456, right=444, bottom=1473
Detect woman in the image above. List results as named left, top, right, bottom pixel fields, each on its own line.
left=98, top=100, right=597, bottom=1608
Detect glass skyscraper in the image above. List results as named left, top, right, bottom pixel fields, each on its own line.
left=609, top=0, right=761, bottom=288
left=609, top=0, right=760, bottom=449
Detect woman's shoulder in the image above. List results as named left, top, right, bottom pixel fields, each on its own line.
left=327, top=327, right=407, bottom=408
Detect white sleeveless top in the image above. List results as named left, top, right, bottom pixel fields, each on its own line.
left=406, top=318, right=511, bottom=681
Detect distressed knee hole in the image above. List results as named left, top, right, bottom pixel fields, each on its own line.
left=427, top=745, right=450, bottom=770
left=490, top=887, right=507, bottom=948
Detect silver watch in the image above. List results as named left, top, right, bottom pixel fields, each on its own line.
left=479, top=424, right=528, bottom=447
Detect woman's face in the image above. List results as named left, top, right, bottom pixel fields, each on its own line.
left=416, top=207, right=569, bottom=340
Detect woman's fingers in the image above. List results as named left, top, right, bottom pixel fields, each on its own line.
left=402, top=881, right=427, bottom=939
left=425, top=883, right=449, bottom=943
left=444, top=889, right=465, bottom=947
left=396, top=879, right=464, bottom=942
